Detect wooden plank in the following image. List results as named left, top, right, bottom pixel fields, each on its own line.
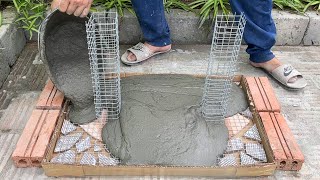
left=259, top=112, right=304, bottom=171
left=244, top=77, right=281, bottom=112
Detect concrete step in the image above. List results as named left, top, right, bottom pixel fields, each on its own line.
left=118, top=9, right=319, bottom=46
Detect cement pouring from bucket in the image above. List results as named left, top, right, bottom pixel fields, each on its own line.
left=39, top=9, right=96, bottom=124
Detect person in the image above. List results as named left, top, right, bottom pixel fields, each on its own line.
left=51, top=0, right=307, bottom=89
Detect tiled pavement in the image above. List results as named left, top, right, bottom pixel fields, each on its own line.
left=0, top=43, right=319, bottom=179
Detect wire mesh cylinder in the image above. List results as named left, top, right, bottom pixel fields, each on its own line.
left=86, top=11, right=121, bottom=120
left=202, top=13, right=246, bottom=121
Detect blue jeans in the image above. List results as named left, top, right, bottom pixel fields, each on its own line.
left=131, top=0, right=276, bottom=63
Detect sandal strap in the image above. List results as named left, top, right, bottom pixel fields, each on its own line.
left=127, top=43, right=152, bottom=61
left=271, top=64, right=302, bottom=84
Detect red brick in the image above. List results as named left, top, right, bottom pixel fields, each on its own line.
left=259, top=112, right=304, bottom=171
left=36, top=80, right=64, bottom=110
left=258, top=77, right=281, bottom=112
left=244, top=76, right=281, bottom=112
left=12, top=109, right=60, bottom=167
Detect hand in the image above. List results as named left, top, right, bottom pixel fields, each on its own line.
left=51, top=0, right=93, bottom=18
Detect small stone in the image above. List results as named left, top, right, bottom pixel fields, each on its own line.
left=22, top=76, right=26, bottom=79
left=80, top=152, right=96, bottom=166
left=245, top=143, right=267, bottom=162
left=51, top=150, right=76, bottom=164
left=54, top=132, right=82, bottom=152
left=76, top=136, right=91, bottom=153
left=244, top=124, right=261, bottom=142
left=98, top=153, right=119, bottom=166
left=226, top=138, right=244, bottom=152
left=94, top=142, right=101, bottom=152
left=218, top=154, right=237, bottom=167
left=240, top=152, right=257, bottom=165
left=61, top=120, right=77, bottom=135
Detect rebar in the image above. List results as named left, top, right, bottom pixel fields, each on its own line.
left=202, top=13, right=246, bottom=121
left=86, top=11, right=121, bottom=121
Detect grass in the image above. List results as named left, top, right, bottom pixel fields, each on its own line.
left=189, top=0, right=230, bottom=27
left=12, top=0, right=47, bottom=39
left=303, top=0, right=320, bottom=12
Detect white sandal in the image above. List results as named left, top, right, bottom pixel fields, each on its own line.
left=121, top=42, right=171, bottom=65
left=269, top=64, right=307, bottom=89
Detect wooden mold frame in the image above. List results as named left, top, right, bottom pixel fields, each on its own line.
left=42, top=74, right=277, bottom=177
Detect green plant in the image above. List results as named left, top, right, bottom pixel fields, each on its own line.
left=12, top=0, right=47, bottom=39
left=92, top=0, right=134, bottom=16
left=273, top=0, right=305, bottom=13
left=303, top=0, right=320, bottom=11
left=164, top=0, right=192, bottom=12
left=189, top=0, right=230, bottom=27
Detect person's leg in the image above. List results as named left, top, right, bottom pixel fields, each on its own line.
left=229, top=0, right=306, bottom=87
left=229, top=0, right=276, bottom=64
left=126, top=0, right=171, bottom=61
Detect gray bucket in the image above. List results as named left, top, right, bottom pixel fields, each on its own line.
left=39, top=10, right=95, bottom=124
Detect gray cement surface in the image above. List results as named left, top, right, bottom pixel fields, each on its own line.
left=303, top=11, right=320, bottom=45
left=0, top=44, right=319, bottom=179
left=102, top=75, right=246, bottom=166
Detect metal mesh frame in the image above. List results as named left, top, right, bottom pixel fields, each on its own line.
left=202, top=13, right=246, bottom=121
left=86, top=11, right=121, bottom=120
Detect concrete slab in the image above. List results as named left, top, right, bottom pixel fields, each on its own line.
left=166, top=9, right=212, bottom=45
left=118, top=11, right=143, bottom=45
left=116, top=9, right=313, bottom=46
left=0, top=8, right=26, bottom=66
left=303, top=11, right=320, bottom=45
left=118, top=9, right=212, bottom=45
left=272, top=10, right=309, bottom=45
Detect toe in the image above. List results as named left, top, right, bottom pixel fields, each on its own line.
left=127, top=52, right=137, bottom=62
left=287, top=76, right=299, bottom=83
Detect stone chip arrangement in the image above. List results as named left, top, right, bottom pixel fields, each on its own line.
left=219, top=110, right=267, bottom=167
left=50, top=119, right=119, bottom=166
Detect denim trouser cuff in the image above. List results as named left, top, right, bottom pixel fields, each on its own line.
left=249, top=50, right=275, bottom=63
left=147, top=39, right=172, bottom=47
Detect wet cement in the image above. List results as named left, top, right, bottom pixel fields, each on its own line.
left=43, top=11, right=96, bottom=124
left=102, top=74, right=248, bottom=166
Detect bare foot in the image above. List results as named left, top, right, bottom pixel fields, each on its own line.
left=250, top=57, right=297, bottom=83
left=127, top=42, right=171, bottom=62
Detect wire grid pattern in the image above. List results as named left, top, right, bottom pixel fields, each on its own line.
left=202, top=14, right=246, bottom=121
left=50, top=107, right=120, bottom=166
left=86, top=11, right=121, bottom=120
left=217, top=111, right=269, bottom=167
